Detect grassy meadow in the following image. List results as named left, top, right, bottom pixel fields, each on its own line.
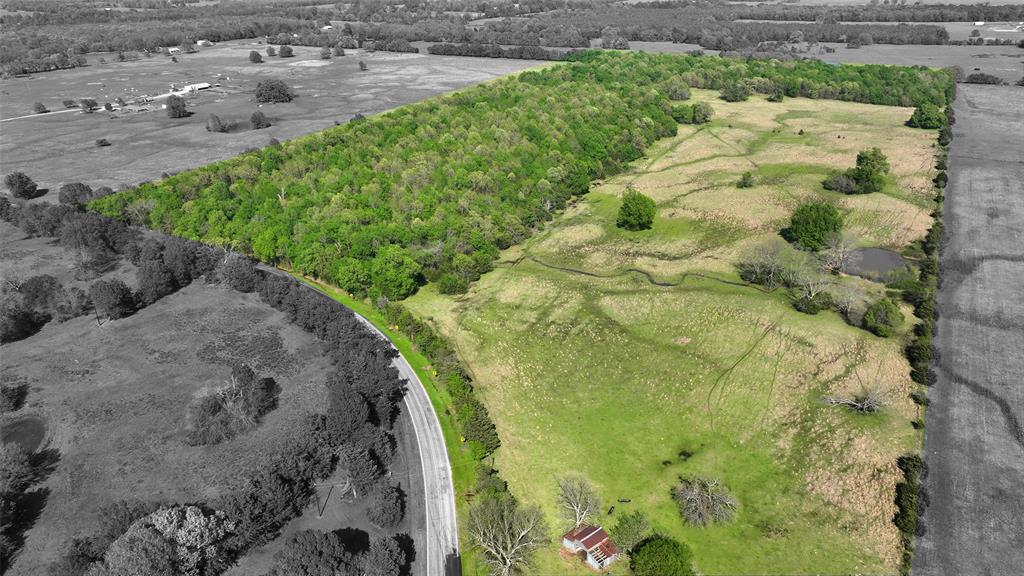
left=404, top=90, right=936, bottom=574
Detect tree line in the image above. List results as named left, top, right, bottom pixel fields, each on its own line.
left=90, top=51, right=951, bottom=304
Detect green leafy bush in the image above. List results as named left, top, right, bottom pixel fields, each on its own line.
left=862, top=297, right=904, bottom=337
left=631, top=536, right=695, bottom=576
left=850, top=147, right=891, bottom=194
left=719, top=81, right=752, bottom=102
left=785, top=202, right=843, bottom=251
left=906, top=104, right=945, bottom=129
left=737, top=171, right=755, bottom=188
left=617, top=189, right=656, bottom=231
left=255, top=79, right=294, bottom=103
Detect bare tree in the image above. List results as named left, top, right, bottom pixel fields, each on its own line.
left=468, top=496, right=548, bottom=576
left=558, top=474, right=601, bottom=529
left=792, top=267, right=831, bottom=301
left=825, top=387, right=885, bottom=413
left=830, top=283, right=866, bottom=323
left=673, top=477, right=737, bottom=527
left=737, top=238, right=788, bottom=288
left=820, top=231, right=858, bottom=273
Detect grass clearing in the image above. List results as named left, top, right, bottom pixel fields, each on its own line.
left=404, top=91, right=934, bottom=574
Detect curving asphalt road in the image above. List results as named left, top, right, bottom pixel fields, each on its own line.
left=349, top=312, right=462, bottom=576
left=258, top=266, right=461, bottom=576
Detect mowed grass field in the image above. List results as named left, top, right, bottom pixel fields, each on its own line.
left=0, top=41, right=539, bottom=192
left=0, top=222, right=337, bottom=576
left=404, top=91, right=936, bottom=574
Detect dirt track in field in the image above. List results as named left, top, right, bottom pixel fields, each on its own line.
left=914, top=83, right=1024, bottom=575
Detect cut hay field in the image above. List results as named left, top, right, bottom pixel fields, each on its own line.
left=0, top=40, right=540, bottom=192
left=0, top=222, right=344, bottom=576
left=404, top=90, right=936, bottom=574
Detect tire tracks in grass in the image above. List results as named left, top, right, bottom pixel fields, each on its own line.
left=514, top=254, right=764, bottom=292
left=705, top=318, right=780, bottom=433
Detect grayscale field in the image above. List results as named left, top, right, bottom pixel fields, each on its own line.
left=0, top=41, right=539, bottom=192
left=915, top=83, right=1024, bottom=575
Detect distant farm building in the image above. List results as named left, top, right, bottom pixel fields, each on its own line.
left=167, top=47, right=182, bottom=55
left=562, top=524, right=620, bottom=570
left=197, top=40, right=214, bottom=47
left=321, top=25, right=334, bottom=31
left=182, top=83, right=211, bottom=92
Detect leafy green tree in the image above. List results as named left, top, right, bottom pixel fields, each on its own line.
left=166, top=95, right=188, bottom=118
left=610, top=510, right=651, bottom=553
left=862, top=297, right=904, bottom=337
left=785, top=202, right=843, bottom=251
left=58, top=182, right=93, bottom=206
left=850, top=147, right=891, bottom=193
left=249, top=50, right=263, bottom=63
left=251, top=111, right=271, bottom=129
left=659, top=77, right=690, bottom=101
left=5, top=171, right=42, bottom=200
left=255, top=79, right=294, bottom=103
left=630, top=536, right=695, bottom=576
left=89, top=278, right=134, bottom=319
left=266, top=46, right=277, bottom=57
left=0, top=442, right=33, bottom=494
left=362, top=535, right=406, bottom=576
left=367, top=484, right=404, bottom=528
left=906, top=104, right=945, bottom=129
left=33, top=102, right=49, bottom=114
left=206, top=114, right=229, bottom=133
left=268, top=530, right=357, bottom=576
left=370, top=245, right=420, bottom=299
left=278, top=45, right=294, bottom=58
left=617, top=189, right=656, bottom=231
left=720, top=81, right=752, bottom=102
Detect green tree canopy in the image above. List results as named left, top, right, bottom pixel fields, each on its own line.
left=850, top=147, right=891, bottom=194
left=617, top=189, right=656, bottom=231
left=786, top=202, right=843, bottom=251
left=631, top=535, right=696, bottom=576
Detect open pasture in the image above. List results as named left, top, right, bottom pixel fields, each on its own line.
left=0, top=40, right=539, bottom=192
left=404, top=91, right=936, bottom=574
left=0, top=222, right=340, bottom=576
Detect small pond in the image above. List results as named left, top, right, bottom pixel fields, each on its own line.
left=1, top=415, right=47, bottom=452
left=844, top=247, right=913, bottom=278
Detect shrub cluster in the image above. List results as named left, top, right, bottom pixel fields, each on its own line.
left=670, top=101, right=714, bottom=124
left=894, top=454, right=927, bottom=575
left=185, top=364, right=281, bottom=446
left=824, top=147, right=891, bottom=195
left=379, top=301, right=501, bottom=458
left=862, top=297, right=905, bottom=338
left=905, top=104, right=945, bottom=129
